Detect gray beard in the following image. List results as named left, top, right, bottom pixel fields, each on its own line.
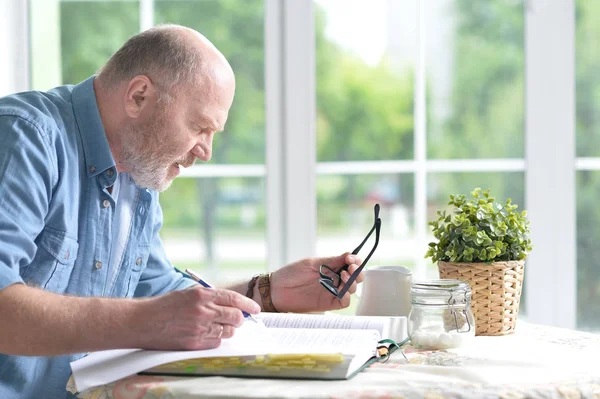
left=119, top=124, right=175, bottom=192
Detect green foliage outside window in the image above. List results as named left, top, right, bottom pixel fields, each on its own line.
left=575, top=0, right=600, bottom=331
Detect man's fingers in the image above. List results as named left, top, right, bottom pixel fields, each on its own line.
left=321, top=252, right=352, bottom=269
left=205, top=323, right=224, bottom=339
left=204, top=323, right=234, bottom=339
left=211, top=288, right=261, bottom=315
left=346, top=263, right=365, bottom=284
left=221, top=325, right=235, bottom=339
left=208, top=303, right=245, bottom=327
left=196, top=324, right=235, bottom=350
left=340, top=270, right=359, bottom=295
left=344, top=253, right=362, bottom=268
left=186, top=287, right=259, bottom=327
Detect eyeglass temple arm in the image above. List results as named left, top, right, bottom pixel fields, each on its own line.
left=336, top=218, right=381, bottom=299
left=343, top=204, right=381, bottom=270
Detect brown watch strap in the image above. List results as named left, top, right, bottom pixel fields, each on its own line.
left=246, top=274, right=260, bottom=298
left=258, top=273, right=279, bottom=313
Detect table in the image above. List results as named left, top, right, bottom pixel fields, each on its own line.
left=68, top=322, right=600, bottom=398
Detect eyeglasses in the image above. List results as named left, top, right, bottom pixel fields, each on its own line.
left=319, top=204, right=381, bottom=299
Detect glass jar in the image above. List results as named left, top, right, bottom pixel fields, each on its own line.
left=408, top=279, right=475, bottom=349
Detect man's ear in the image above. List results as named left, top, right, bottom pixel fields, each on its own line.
left=124, top=75, right=157, bottom=118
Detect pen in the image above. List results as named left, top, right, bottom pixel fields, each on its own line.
left=185, top=268, right=260, bottom=324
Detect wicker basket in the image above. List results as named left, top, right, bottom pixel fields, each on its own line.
left=438, top=260, right=525, bottom=336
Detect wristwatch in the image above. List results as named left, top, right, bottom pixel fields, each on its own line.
left=246, top=273, right=279, bottom=313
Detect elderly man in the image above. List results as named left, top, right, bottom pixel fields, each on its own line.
left=0, top=25, right=363, bottom=398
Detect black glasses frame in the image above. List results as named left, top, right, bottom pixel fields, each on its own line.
left=319, top=204, right=381, bottom=299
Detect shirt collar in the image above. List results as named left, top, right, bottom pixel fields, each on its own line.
left=72, top=76, right=117, bottom=178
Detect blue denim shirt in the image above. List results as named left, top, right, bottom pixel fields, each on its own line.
left=0, top=76, right=195, bottom=398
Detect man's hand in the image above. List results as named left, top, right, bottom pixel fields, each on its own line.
left=0, top=283, right=260, bottom=357
left=269, top=253, right=364, bottom=313
left=137, top=286, right=261, bottom=351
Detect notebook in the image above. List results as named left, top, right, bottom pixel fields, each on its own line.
left=70, top=313, right=407, bottom=392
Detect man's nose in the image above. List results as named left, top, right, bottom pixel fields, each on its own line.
left=192, top=136, right=213, bottom=162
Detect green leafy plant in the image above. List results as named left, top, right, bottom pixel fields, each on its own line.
left=425, top=188, right=532, bottom=263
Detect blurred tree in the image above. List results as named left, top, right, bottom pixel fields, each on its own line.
left=315, top=18, right=414, bottom=162
left=315, top=5, right=415, bottom=213
left=426, top=0, right=525, bottom=209
left=575, top=0, right=600, bottom=331
left=428, top=0, right=524, bottom=161
left=155, top=0, right=265, bottom=165
left=61, top=2, right=140, bottom=84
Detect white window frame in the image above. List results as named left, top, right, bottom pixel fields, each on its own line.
left=525, top=0, right=576, bottom=329
left=0, top=0, right=29, bottom=96
left=15, top=0, right=585, bottom=329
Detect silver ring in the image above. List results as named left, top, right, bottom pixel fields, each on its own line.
left=216, top=324, right=224, bottom=339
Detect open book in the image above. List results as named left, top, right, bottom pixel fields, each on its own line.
left=71, top=313, right=407, bottom=392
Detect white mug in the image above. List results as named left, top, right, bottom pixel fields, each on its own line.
left=355, top=265, right=412, bottom=317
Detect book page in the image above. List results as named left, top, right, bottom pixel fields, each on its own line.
left=257, top=313, right=387, bottom=335
left=256, top=313, right=407, bottom=342
left=268, top=328, right=380, bottom=353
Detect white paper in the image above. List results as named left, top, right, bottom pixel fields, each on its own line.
left=268, top=328, right=380, bottom=350
left=257, top=313, right=386, bottom=332
left=257, top=312, right=407, bottom=342
left=71, top=322, right=380, bottom=392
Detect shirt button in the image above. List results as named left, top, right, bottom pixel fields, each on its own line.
left=107, top=169, right=114, bottom=177
left=95, top=261, right=103, bottom=269
left=136, top=257, right=142, bottom=265
left=89, top=166, right=96, bottom=173
left=102, top=199, right=110, bottom=208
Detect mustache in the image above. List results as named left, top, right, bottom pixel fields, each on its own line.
left=175, top=154, right=197, bottom=168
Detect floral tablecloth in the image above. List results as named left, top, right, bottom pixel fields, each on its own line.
left=68, top=322, right=600, bottom=399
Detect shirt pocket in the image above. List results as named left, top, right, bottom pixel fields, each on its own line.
left=125, top=245, right=151, bottom=298
left=23, top=227, right=79, bottom=294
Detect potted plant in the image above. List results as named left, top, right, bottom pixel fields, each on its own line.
left=425, top=188, right=533, bottom=336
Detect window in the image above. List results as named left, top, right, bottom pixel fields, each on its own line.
left=315, top=1, right=525, bottom=286
left=14, top=0, right=590, bottom=330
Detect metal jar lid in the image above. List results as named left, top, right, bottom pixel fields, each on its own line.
left=411, top=279, right=472, bottom=306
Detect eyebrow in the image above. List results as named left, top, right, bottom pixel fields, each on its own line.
left=200, top=115, right=224, bottom=132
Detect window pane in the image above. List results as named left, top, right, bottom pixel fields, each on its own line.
left=316, top=174, right=415, bottom=268
left=160, top=177, right=266, bottom=286
left=576, top=0, right=600, bottom=157
left=315, top=0, right=415, bottom=162
left=427, top=0, right=525, bottom=159
left=154, top=1, right=267, bottom=284
left=576, top=0, right=600, bottom=332
left=31, top=0, right=140, bottom=90
left=576, top=171, right=600, bottom=331
left=427, top=172, right=526, bottom=311
left=155, top=0, right=265, bottom=164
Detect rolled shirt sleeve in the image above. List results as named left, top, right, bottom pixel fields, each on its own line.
left=0, top=115, right=54, bottom=291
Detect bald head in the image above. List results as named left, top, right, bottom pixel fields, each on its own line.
left=96, top=24, right=234, bottom=102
